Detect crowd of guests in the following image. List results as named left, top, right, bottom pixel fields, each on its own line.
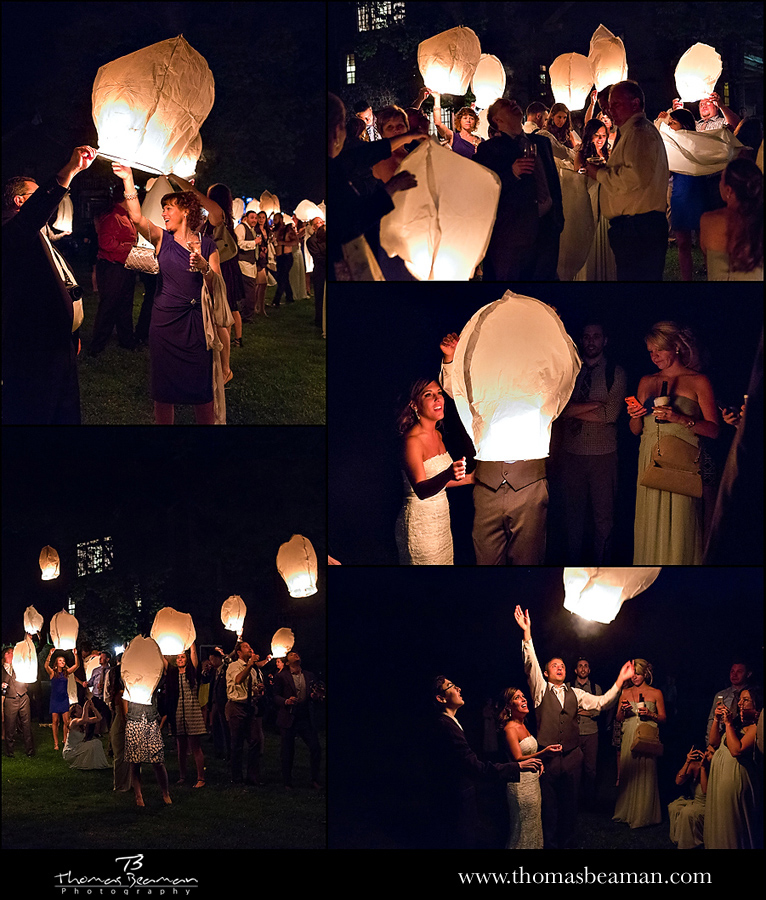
left=2, top=637, right=324, bottom=807
left=331, top=81, right=763, bottom=282
left=2, top=146, right=326, bottom=425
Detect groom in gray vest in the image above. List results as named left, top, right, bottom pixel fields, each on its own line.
left=514, top=605, right=633, bottom=848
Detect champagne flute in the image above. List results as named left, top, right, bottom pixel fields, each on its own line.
left=186, top=232, right=202, bottom=272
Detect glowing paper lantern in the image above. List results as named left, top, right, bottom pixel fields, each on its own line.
left=221, top=595, right=247, bottom=634
left=674, top=43, right=722, bottom=103
left=121, top=635, right=165, bottom=704
left=563, top=567, right=662, bottom=624
left=150, top=607, right=196, bottom=655
left=50, top=609, right=79, bottom=651
left=379, top=138, right=501, bottom=281
left=24, top=606, right=44, bottom=635
left=418, top=26, right=482, bottom=95
left=549, top=53, right=594, bottom=109
left=276, top=535, right=318, bottom=598
left=471, top=54, right=506, bottom=109
left=271, top=627, right=295, bottom=658
left=450, top=291, right=581, bottom=461
left=52, top=195, right=74, bottom=235
left=39, top=545, right=60, bottom=581
left=658, top=122, right=743, bottom=176
left=172, top=133, right=202, bottom=179
left=92, top=35, right=215, bottom=175
left=232, top=197, right=245, bottom=222
left=259, top=191, right=278, bottom=216
left=294, top=199, right=324, bottom=222
left=245, top=198, right=261, bottom=214
left=12, top=636, right=38, bottom=684
left=588, top=25, right=628, bottom=92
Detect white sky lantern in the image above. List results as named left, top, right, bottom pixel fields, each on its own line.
left=39, top=545, right=60, bottom=581
left=379, top=138, right=501, bottom=281
left=171, top=132, right=202, bottom=180
left=675, top=43, right=723, bottom=103
left=12, top=636, right=38, bottom=684
left=418, top=26, right=482, bottom=96
left=92, top=35, right=215, bottom=175
left=50, top=609, right=79, bottom=651
left=549, top=52, right=594, bottom=109
left=121, top=635, right=165, bottom=705
left=588, top=25, right=628, bottom=92
left=659, top=121, right=743, bottom=176
left=24, top=606, right=44, bottom=635
left=221, top=595, right=247, bottom=634
left=245, top=198, right=261, bottom=214
left=450, top=291, right=581, bottom=461
left=271, top=627, right=295, bottom=659
left=276, top=535, right=318, bottom=598
left=563, top=567, right=662, bottom=624
left=471, top=54, right=506, bottom=109
left=259, top=191, right=278, bottom=216
left=295, top=199, right=324, bottom=222
left=150, top=607, right=196, bottom=655
left=233, top=197, right=245, bottom=222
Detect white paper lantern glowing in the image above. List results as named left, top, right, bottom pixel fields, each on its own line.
left=39, top=545, right=60, bottom=581
left=172, top=132, right=202, bottom=179
left=221, top=595, right=247, bottom=634
left=674, top=43, right=722, bottom=103
left=659, top=122, right=743, bottom=176
left=121, top=635, right=165, bottom=704
left=245, top=198, right=261, bottom=214
left=588, top=25, right=628, bottom=92
left=471, top=54, right=506, bottom=109
left=563, top=567, right=662, bottom=624
left=379, top=138, right=501, bottom=281
left=271, top=627, right=295, bottom=659
left=259, top=191, right=279, bottom=216
left=232, top=197, right=245, bottom=222
left=50, top=609, right=79, bottom=651
left=150, top=607, right=196, bottom=655
left=276, top=535, right=318, bottom=598
left=92, top=35, right=215, bottom=175
left=24, top=606, right=44, bottom=635
left=450, top=291, right=581, bottom=461
left=12, top=636, right=38, bottom=684
left=294, top=199, right=324, bottom=222
left=418, top=26, right=482, bottom=95
left=549, top=52, right=594, bottom=110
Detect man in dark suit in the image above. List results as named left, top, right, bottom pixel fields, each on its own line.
left=2, top=145, right=96, bottom=423
left=428, top=675, right=542, bottom=849
left=3, top=649, right=35, bottom=757
left=273, top=651, right=322, bottom=789
left=475, top=98, right=564, bottom=280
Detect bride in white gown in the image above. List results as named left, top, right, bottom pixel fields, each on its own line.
left=394, top=378, right=473, bottom=565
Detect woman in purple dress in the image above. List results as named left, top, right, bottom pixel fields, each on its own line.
left=431, top=96, right=484, bottom=158
left=112, top=164, right=225, bottom=424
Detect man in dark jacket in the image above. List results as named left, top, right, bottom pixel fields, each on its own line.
left=273, top=650, right=323, bottom=789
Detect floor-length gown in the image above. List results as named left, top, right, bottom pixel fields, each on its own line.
left=703, top=733, right=760, bottom=848
left=633, top=396, right=703, bottom=564
left=505, top=735, right=543, bottom=849
left=668, top=781, right=706, bottom=848
left=395, top=452, right=453, bottom=565
left=613, top=702, right=662, bottom=828
left=62, top=727, right=112, bottom=770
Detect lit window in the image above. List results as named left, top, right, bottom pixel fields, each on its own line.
left=67, top=596, right=76, bottom=615
left=76, top=537, right=114, bottom=577
left=357, top=2, right=405, bottom=32
left=346, top=53, right=356, bottom=85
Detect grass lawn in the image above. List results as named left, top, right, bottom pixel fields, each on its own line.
left=74, top=265, right=325, bottom=425
left=2, top=721, right=326, bottom=849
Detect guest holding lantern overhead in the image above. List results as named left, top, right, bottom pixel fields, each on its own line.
left=45, top=648, right=79, bottom=751
left=111, top=163, right=227, bottom=425
left=165, top=644, right=207, bottom=789
left=394, top=378, right=473, bottom=565
left=424, top=90, right=483, bottom=159
left=225, top=641, right=267, bottom=786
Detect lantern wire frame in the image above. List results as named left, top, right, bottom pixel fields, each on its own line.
left=95, top=149, right=165, bottom=176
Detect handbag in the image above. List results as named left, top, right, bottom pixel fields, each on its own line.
left=639, top=418, right=702, bottom=498
left=630, top=721, right=664, bottom=757
left=124, top=244, right=159, bottom=275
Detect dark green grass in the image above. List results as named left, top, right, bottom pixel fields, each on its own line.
left=2, top=722, right=326, bottom=849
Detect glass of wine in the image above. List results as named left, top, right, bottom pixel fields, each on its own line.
left=186, top=232, right=202, bottom=272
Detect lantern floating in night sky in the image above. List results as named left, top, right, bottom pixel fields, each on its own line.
left=150, top=607, right=196, bottom=655
left=549, top=52, right=594, bottom=109
left=271, top=627, right=295, bottom=659
left=563, top=567, right=662, bottom=624
left=418, top=26, right=482, bottom=96
left=449, top=292, right=581, bottom=461
left=471, top=54, right=506, bottom=109
left=221, top=595, right=247, bottom=635
left=23, top=606, right=44, bottom=635
left=276, top=535, right=318, bottom=598
left=588, top=25, right=628, bottom=93
left=92, top=35, right=215, bottom=175
left=39, top=545, right=60, bottom=581
left=12, top=636, right=38, bottom=684
left=379, top=138, right=501, bottom=281
left=50, top=609, right=79, bottom=651
left=674, top=43, right=722, bottom=103
left=121, top=636, right=165, bottom=704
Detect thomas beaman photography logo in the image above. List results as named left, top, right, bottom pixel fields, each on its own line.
left=54, top=854, right=198, bottom=895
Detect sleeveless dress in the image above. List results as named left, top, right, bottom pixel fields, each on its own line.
left=633, top=395, right=703, bottom=564
left=613, top=701, right=661, bottom=828
left=62, top=727, right=111, bottom=770
left=49, top=674, right=70, bottom=714
left=175, top=672, right=207, bottom=736
left=395, top=451, right=454, bottom=565
left=668, top=779, right=706, bottom=849
left=703, top=732, right=760, bottom=848
left=451, top=131, right=480, bottom=159
left=505, top=735, right=543, bottom=849
left=125, top=700, right=165, bottom=765
left=706, top=249, right=763, bottom=281
left=149, top=233, right=216, bottom=404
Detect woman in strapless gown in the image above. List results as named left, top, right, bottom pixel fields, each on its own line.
left=395, top=378, right=473, bottom=565
left=63, top=699, right=112, bottom=770
left=628, top=322, right=720, bottom=564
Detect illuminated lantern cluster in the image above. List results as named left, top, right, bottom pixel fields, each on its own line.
left=449, top=291, right=581, bottom=461
left=588, top=25, right=628, bottom=92
left=563, top=567, right=662, bottom=624
left=50, top=609, right=79, bottom=651
left=39, top=545, right=60, bottom=581
left=12, top=636, right=38, bottom=684
left=221, top=595, right=247, bottom=634
left=259, top=191, right=279, bottom=216
left=121, top=636, right=165, bottom=704
left=418, top=26, right=482, bottom=95
left=549, top=53, right=594, bottom=110
left=277, top=535, right=318, bottom=598
left=271, top=627, right=295, bottom=659
left=24, top=606, right=44, bottom=635
left=92, top=35, right=215, bottom=175
left=471, top=54, right=506, bottom=109
left=674, top=43, right=722, bottom=103
left=379, top=138, right=501, bottom=281
left=150, top=607, right=196, bottom=655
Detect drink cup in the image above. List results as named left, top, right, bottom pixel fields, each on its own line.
left=653, top=396, right=670, bottom=421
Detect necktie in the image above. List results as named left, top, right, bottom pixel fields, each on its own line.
left=569, top=365, right=594, bottom=435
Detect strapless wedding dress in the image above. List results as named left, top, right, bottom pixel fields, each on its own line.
left=395, top=451, right=453, bottom=565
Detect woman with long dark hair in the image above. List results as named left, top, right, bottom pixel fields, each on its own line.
left=165, top=644, right=206, bottom=788
left=573, top=118, right=616, bottom=280
left=44, top=648, right=78, bottom=750
left=206, top=182, right=244, bottom=369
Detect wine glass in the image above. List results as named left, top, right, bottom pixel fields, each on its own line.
left=186, top=232, right=202, bottom=272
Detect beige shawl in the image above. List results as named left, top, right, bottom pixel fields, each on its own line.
left=201, top=270, right=234, bottom=425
